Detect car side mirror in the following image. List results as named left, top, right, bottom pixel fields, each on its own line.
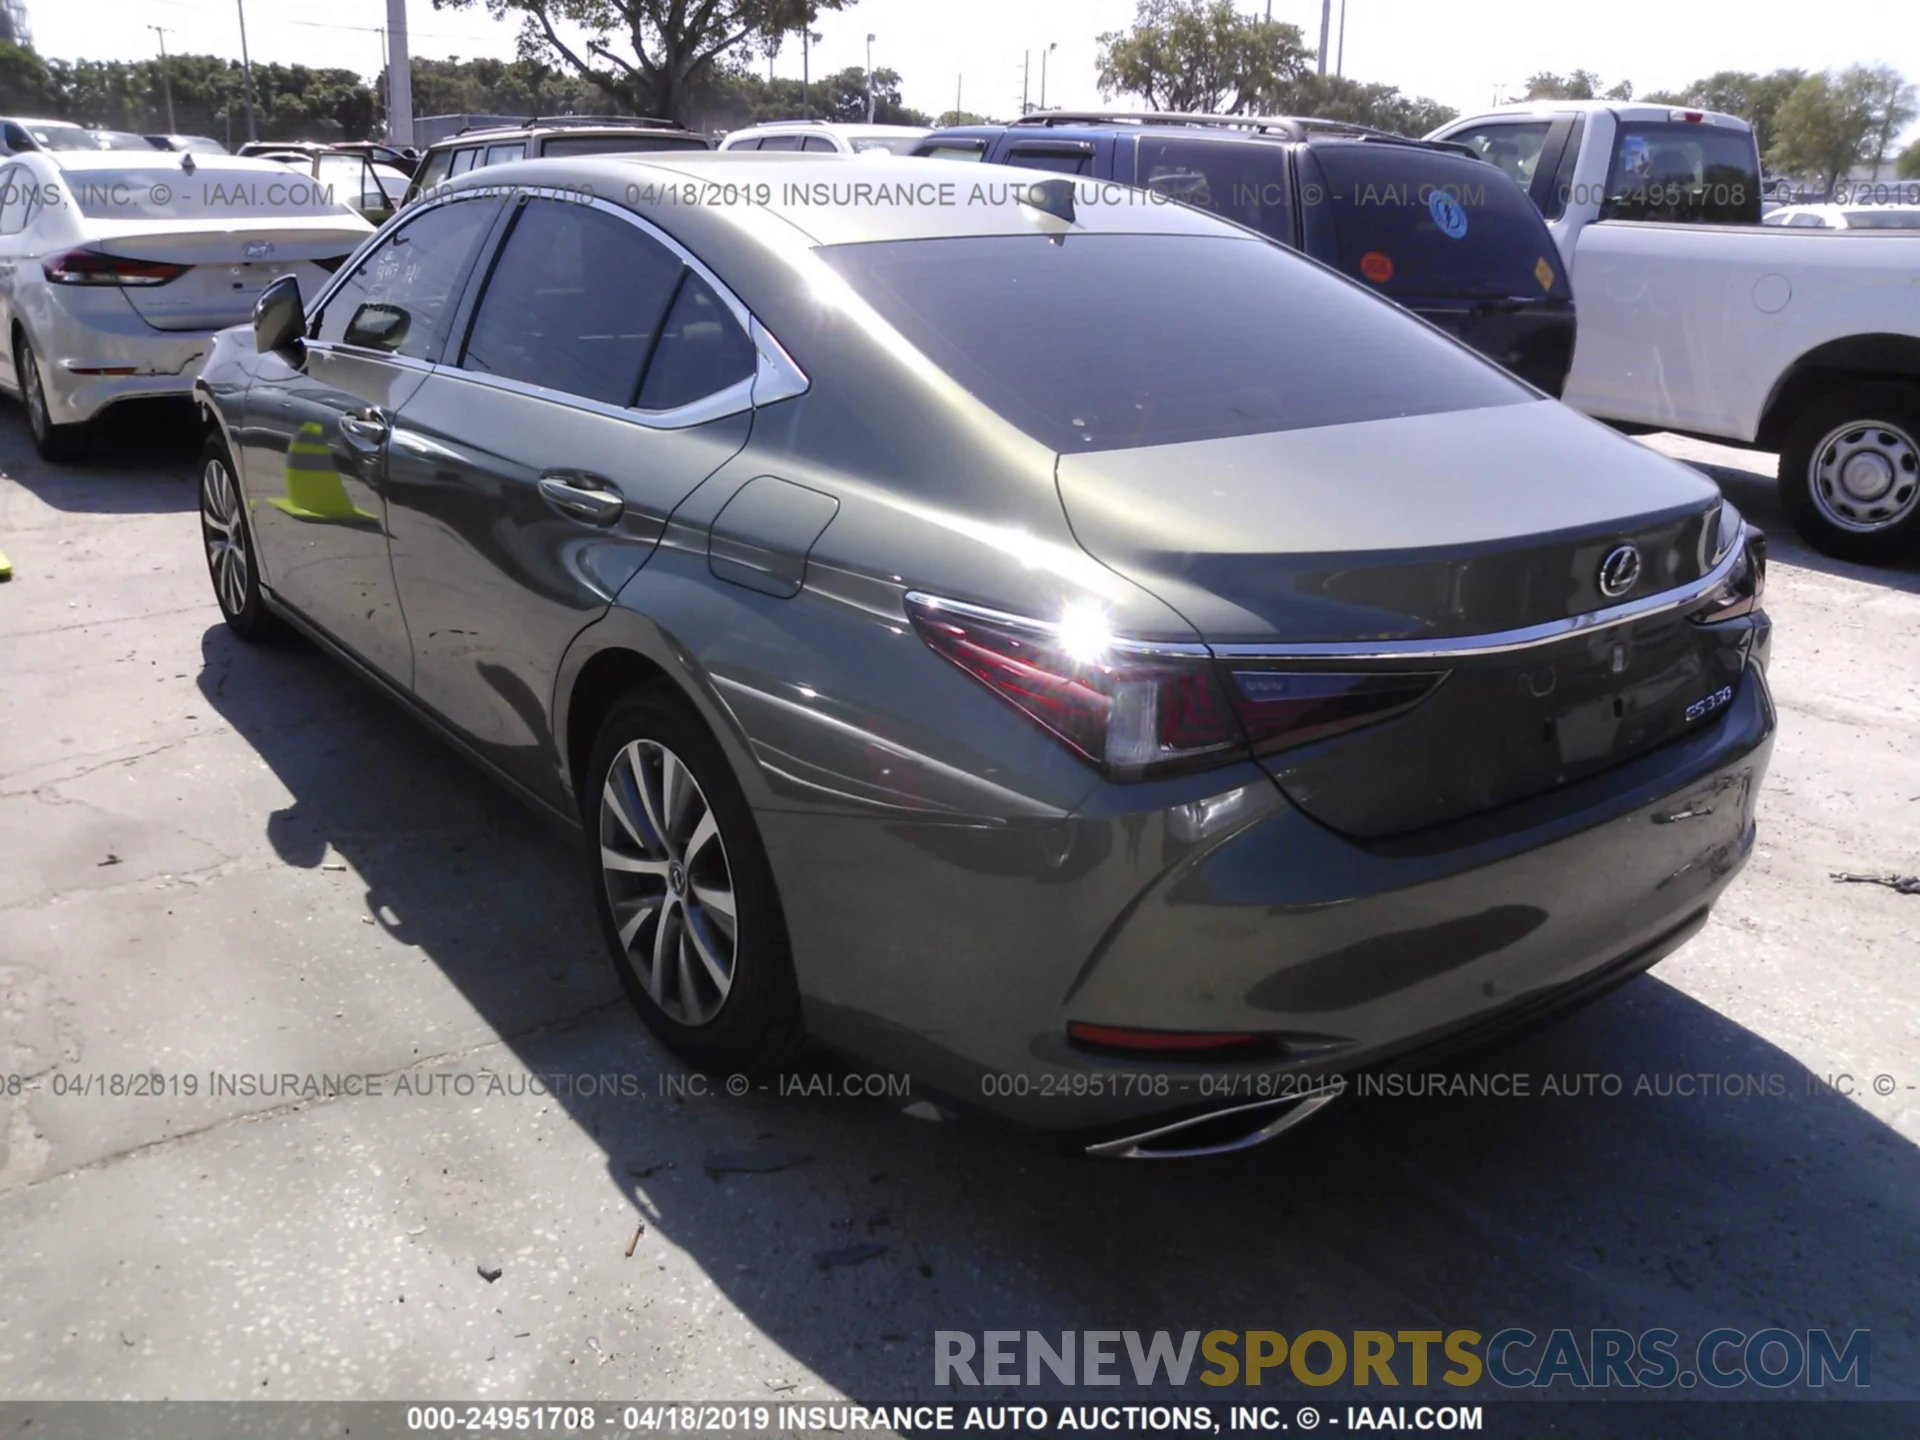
left=343, top=302, right=410, bottom=353
left=253, top=274, right=306, bottom=354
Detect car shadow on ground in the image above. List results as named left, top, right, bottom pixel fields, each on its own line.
left=194, top=619, right=1920, bottom=1433
left=0, top=402, right=203, bottom=515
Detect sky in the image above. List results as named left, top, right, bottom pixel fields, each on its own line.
left=29, top=0, right=1920, bottom=142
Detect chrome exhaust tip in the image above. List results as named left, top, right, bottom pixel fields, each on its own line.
left=1084, top=1089, right=1339, bottom=1160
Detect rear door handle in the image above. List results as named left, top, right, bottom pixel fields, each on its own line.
left=338, top=406, right=390, bottom=446
left=538, top=471, right=624, bottom=526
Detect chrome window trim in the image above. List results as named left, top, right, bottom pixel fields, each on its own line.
left=332, top=186, right=809, bottom=428
left=907, top=527, right=1752, bottom=664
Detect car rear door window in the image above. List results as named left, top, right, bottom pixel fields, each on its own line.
left=449, top=148, right=479, bottom=175
left=1304, top=145, right=1571, bottom=302
left=1136, top=135, right=1293, bottom=245
left=817, top=233, right=1525, bottom=452
left=1600, top=122, right=1760, bottom=224
left=636, top=273, right=758, bottom=411
left=312, top=197, right=499, bottom=360
left=486, top=142, right=527, bottom=165
left=1442, top=121, right=1555, bottom=192
left=800, top=135, right=837, bottom=153
left=461, top=198, right=684, bottom=406
left=1005, top=143, right=1092, bottom=176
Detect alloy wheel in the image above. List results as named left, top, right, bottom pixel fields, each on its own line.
left=1808, top=418, right=1920, bottom=533
left=201, top=455, right=251, bottom=618
left=598, top=738, right=738, bottom=1026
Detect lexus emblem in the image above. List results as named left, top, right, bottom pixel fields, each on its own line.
left=1598, top=543, right=1642, bottom=599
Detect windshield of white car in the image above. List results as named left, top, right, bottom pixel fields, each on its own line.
left=55, top=166, right=364, bottom=220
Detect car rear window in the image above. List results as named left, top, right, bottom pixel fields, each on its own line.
left=816, top=233, right=1527, bottom=453
left=1842, top=208, right=1920, bottom=229
left=1303, top=145, right=1571, bottom=302
left=55, top=166, right=363, bottom=220
left=1600, top=122, right=1760, bottom=224
left=540, top=134, right=709, bottom=156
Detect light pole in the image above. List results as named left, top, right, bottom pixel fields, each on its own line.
left=1039, top=41, right=1056, bottom=111
left=150, top=26, right=176, bottom=134
left=1336, top=0, right=1347, bottom=77
left=1022, top=50, right=1030, bottom=115
left=865, top=33, right=876, bottom=123
left=802, top=29, right=811, bottom=118
left=1316, top=0, right=1330, bottom=76
left=236, top=0, right=259, bottom=142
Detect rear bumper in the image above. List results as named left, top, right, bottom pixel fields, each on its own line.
left=764, top=665, right=1775, bottom=1136
left=21, top=289, right=219, bottom=425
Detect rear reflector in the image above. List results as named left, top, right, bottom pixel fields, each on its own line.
left=1068, top=1023, right=1261, bottom=1054
left=44, top=250, right=190, bottom=287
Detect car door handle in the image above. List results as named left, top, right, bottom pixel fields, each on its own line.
left=538, top=472, right=624, bottom=526
left=338, top=407, right=390, bottom=446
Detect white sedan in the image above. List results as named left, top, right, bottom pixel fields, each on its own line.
left=0, top=148, right=374, bottom=460
left=1762, top=202, right=1920, bottom=230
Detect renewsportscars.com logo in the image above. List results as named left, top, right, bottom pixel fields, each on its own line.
left=934, top=1328, right=1870, bottom=1390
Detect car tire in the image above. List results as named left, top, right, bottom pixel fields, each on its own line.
left=584, top=685, right=806, bottom=1076
left=13, top=330, right=87, bottom=462
left=1778, top=383, right=1920, bottom=563
left=198, top=433, right=280, bottom=641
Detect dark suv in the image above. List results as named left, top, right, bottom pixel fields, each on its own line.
left=915, top=112, right=1576, bottom=395
left=403, top=118, right=711, bottom=205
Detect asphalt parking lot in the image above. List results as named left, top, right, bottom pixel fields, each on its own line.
left=0, top=407, right=1916, bottom=1430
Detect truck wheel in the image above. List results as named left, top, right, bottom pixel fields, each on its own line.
left=1779, top=384, right=1920, bottom=563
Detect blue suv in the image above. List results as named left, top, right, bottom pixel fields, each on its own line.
left=913, top=111, right=1576, bottom=395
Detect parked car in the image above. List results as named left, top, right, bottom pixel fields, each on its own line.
left=0, top=148, right=373, bottom=459
left=402, top=118, right=711, bottom=205
left=236, top=140, right=331, bottom=161
left=145, top=134, right=230, bottom=155
left=718, top=120, right=930, bottom=155
left=1430, top=100, right=1920, bottom=561
left=913, top=112, right=1577, bottom=395
left=0, top=117, right=101, bottom=155
left=88, top=129, right=164, bottom=151
left=1762, top=202, right=1920, bottom=230
left=261, top=148, right=410, bottom=224
left=194, top=152, right=1773, bottom=1157
left=330, top=140, right=422, bottom=177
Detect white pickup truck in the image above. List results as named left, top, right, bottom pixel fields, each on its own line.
left=1430, top=100, right=1920, bottom=563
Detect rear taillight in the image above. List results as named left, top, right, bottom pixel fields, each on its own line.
left=1690, top=525, right=1766, bottom=624
left=904, top=592, right=1445, bottom=781
left=43, top=249, right=189, bottom=287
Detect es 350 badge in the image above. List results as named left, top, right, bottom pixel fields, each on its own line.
left=1685, top=685, right=1734, bottom=723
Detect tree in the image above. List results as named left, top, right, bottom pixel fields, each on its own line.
left=1095, top=0, right=1310, bottom=114
left=1643, top=69, right=1805, bottom=156
left=1854, top=64, right=1917, bottom=179
left=1767, top=69, right=1878, bottom=194
left=1269, top=72, right=1454, bottom=135
left=1899, top=137, right=1920, bottom=180
left=1524, top=70, right=1630, bottom=101
left=0, top=41, right=61, bottom=115
left=431, top=0, right=852, bottom=124
left=410, top=55, right=612, bottom=119
left=936, top=109, right=988, bottom=127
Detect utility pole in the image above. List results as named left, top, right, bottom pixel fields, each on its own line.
left=955, top=74, right=962, bottom=123
left=1317, top=0, right=1331, bottom=76
left=1336, top=0, right=1346, bottom=77
left=150, top=26, right=177, bottom=134
left=236, top=0, right=259, bottom=142
left=1022, top=50, right=1030, bottom=115
left=865, top=33, right=876, bottom=123
left=385, top=0, right=414, bottom=146
left=1039, top=41, right=1055, bottom=111
left=802, top=29, right=811, bottom=118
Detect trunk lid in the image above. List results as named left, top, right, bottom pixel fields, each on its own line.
left=1056, top=401, right=1741, bottom=837
left=82, top=221, right=370, bottom=333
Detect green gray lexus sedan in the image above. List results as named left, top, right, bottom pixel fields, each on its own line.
left=194, top=152, right=1774, bottom=1158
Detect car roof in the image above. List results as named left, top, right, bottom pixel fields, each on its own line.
left=44, top=149, right=313, bottom=175
left=430, top=120, right=701, bottom=146
left=728, top=121, right=930, bottom=136
left=442, top=150, right=1262, bottom=249
left=1439, top=99, right=1751, bottom=130
left=921, top=112, right=1470, bottom=153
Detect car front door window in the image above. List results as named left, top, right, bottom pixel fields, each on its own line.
left=313, top=198, right=500, bottom=362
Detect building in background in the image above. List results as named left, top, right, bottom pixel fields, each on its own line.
left=0, top=0, right=30, bottom=50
